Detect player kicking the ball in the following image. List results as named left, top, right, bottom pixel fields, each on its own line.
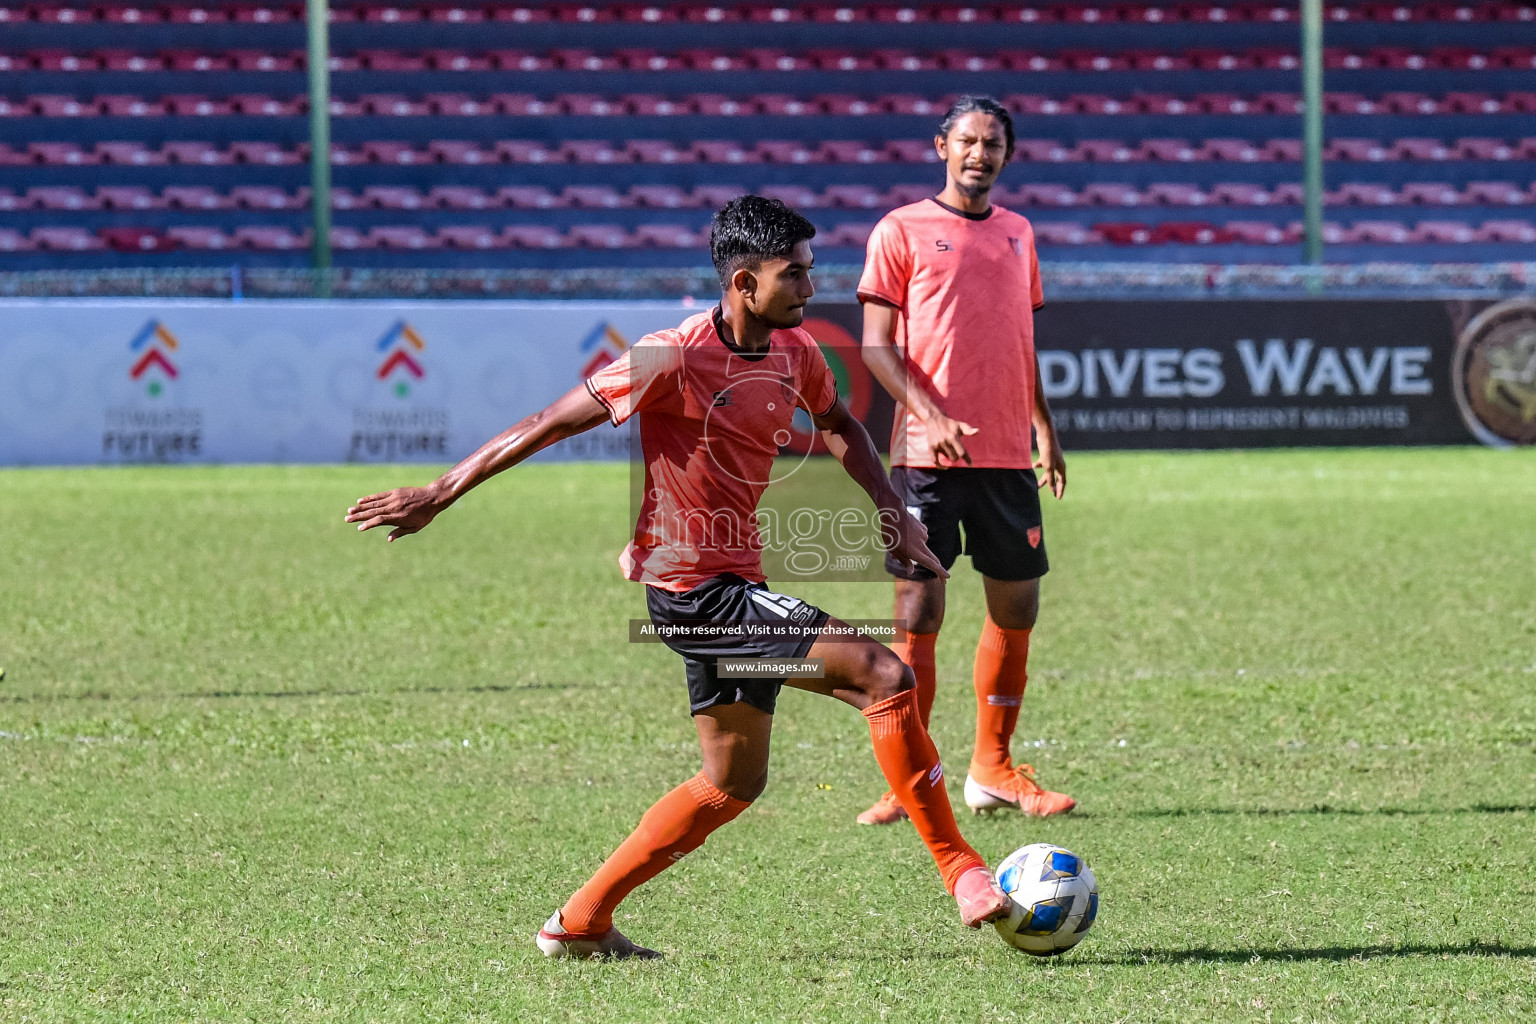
left=853, top=96, right=1076, bottom=827
left=346, top=196, right=1011, bottom=960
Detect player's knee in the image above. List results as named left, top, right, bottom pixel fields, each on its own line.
left=866, top=648, right=915, bottom=704
left=719, top=768, right=768, bottom=803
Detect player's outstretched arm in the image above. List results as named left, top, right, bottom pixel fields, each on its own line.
left=345, top=384, right=610, bottom=541
left=811, top=397, right=948, bottom=579
left=860, top=298, right=977, bottom=466
left=1030, top=352, right=1066, bottom=499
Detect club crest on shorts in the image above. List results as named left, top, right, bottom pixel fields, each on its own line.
left=1027, top=526, right=1042, bottom=548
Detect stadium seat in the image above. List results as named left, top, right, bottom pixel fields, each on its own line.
left=1096, top=222, right=1155, bottom=245
left=1139, top=139, right=1200, bottom=162
left=567, top=224, right=631, bottom=248
left=361, top=142, right=430, bottom=165
left=438, top=225, right=505, bottom=249
left=504, top=225, right=566, bottom=248
left=96, top=141, right=166, bottom=165
left=362, top=94, right=432, bottom=117
left=0, top=228, right=36, bottom=251
left=1464, top=181, right=1527, bottom=204
left=100, top=227, right=178, bottom=253
left=231, top=142, right=302, bottom=165
left=629, top=185, right=695, bottom=208
left=1145, top=184, right=1210, bottom=206
left=231, top=94, right=301, bottom=116
left=633, top=224, right=701, bottom=247
left=1454, top=138, right=1517, bottom=159
left=97, top=186, right=161, bottom=210
left=1334, top=183, right=1400, bottom=205
left=1475, top=219, right=1536, bottom=242
left=691, top=184, right=748, bottom=208
left=98, top=95, right=168, bottom=117
left=1400, top=182, right=1463, bottom=204
left=1209, top=183, right=1273, bottom=205
left=29, top=187, right=99, bottom=210
left=429, top=141, right=497, bottom=165
left=692, top=141, right=758, bottom=163
left=1033, top=222, right=1101, bottom=245
left=624, top=140, right=694, bottom=164
left=1391, top=138, right=1453, bottom=160
left=163, top=187, right=229, bottom=210
left=1011, top=184, right=1079, bottom=207
left=32, top=227, right=105, bottom=250
left=370, top=226, right=441, bottom=249
left=234, top=226, right=308, bottom=250
left=1083, top=183, right=1144, bottom=206
left=428, top=186, right=496, bottom=210
left=497, top=186, right=563, bottom=209
left=1410, top=220, right=1478, bottom=242
left=1345, top=220, right=1413, bottom=243
left=362, top=186, right=426, bottom=210
left=329, top=227, right=374, bottom=250
left=562, top=186, right=628, bottom=208
left=759, top=185, right=823, bottom=209
left=1225, top=220, right=1291, bottom=243
left=163, top=141, right=231, bottom=165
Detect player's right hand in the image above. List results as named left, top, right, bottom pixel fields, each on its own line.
left=886, top=507, right=950, bottom=579
left=345, top=485, right=445, bottom=542
left=926, top=413, right=978, bottom=466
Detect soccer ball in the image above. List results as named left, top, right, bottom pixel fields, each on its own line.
left=992, top=843, right=1098, bottom=956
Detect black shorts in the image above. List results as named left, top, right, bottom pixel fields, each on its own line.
left=645, top=573, right=831, bottom=716
left=884, top=466, right=1050, bottom=582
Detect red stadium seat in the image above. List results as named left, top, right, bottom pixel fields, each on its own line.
left=824, top=184, right=885, bottom=208
left=1443, top=91, right=1505, bottom=113
left=427, top=50, right=491, bottom=72
left=1152, top=221, right=1233, bottom=244
left=886, top=184, right=937, bottom=205
left=820, top=94, right=879, bottom=116
left=162, top=186, right=227, bottom=210
left=29, top=50, right=101, bottom=72
left=1256, top=92, right=1303, bottom=114
left=96, top=4, right=163, bottom=23
left=100, top=227, right=179, bottom=253
left=438, top=225, right=506, bottom=249
left=564, top=94, right=623, bottom=115
left=1072, top=140, right=1138, bottom=162
left=32, top=226, right=105, bottom=250
left=1096, top=222, right=1155, bottom=244
left=884, top=139, right=942, bottom=163
left=884, top=95, right=944, bottom=116
left=228, top=50, right=299, bottom=72
left=488, top=51, right=552, bottom=72
left=490, top=6, right=554, bottom=23
left=819, top=141, right=886, bottom=164
left=330, top=188, right=366, bottom=210
left=363, top=6, right=422, bottom=23
left=630, top=185, right=696, bottom=208
left=426, top=94, right=495, bottom=117
left=756, top=141, right=819, bottom=164
left=625, top=94, right=689, bottom=116
left=1325, top=92, right=1380, bottom=114
left=93, top=50, right=163, bottom=71
left=1380, top=91, right=1440, bottom=114
left=0, top=188, right=22, bottom=211
left=1325, top=139, right=1392, bottom=161
left=97, top=95, right=167, bottom=117
left=1260, top=139, right=1303, bottom=161
left=428, top=186, right=495, bottom=210
left=756, top=94, right=817, bottom=116
left=430, top=4, right=488, bottom=22
left=231, top=94, right=301, bottom=117
left=160, top=49, right=231, bottom=71
left=230, top=186, right=302, bottom=210
left=488, top=92, right=547, bottom=115
left=693, top=95, right=758, bottom=116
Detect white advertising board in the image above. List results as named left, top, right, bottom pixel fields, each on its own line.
left=0, top=299, right=694, bottom=465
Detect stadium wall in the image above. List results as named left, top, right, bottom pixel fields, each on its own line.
left=0, top=295, right=1528, bottom=465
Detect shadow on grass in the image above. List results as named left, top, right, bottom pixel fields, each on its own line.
left=1127, top=804, right=1536, bottom=817
left=1086, top=940, right=1536, bottom=965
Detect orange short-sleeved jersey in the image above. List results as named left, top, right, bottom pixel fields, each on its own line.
left=585, top=308, right=839, bottom=592
left=857, top=199, right=1043, bottom=469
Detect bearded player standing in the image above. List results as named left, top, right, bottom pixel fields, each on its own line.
left=347, top=197, right=1012, bottom=959
left=854, top=96, right=1076, bottom=826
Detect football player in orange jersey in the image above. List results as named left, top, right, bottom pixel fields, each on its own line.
left=854, top=97, right=1076, bottom=826
left=348, top=197, right=1012, bottom=959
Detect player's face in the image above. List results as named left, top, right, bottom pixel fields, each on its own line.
left=937, top=112, right=1010, bottom=196
left=750, top=239, right=816, bottom=328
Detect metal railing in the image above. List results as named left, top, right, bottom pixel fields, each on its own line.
left=1, top=263, right=1533, bottom=302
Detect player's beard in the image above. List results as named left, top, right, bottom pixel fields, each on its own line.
left=955, top=179, right=993, bottom=200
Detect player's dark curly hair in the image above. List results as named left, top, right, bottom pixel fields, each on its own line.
left=938, top=95, right=1015, bottom=159
left=710, top=195, right=817, bottom=289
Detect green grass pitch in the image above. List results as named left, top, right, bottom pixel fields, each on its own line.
left=2, top=448, right=1534, bottom=1023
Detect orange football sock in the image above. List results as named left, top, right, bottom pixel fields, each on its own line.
left=560, top=771, right=750, bottom=935
left=971, top=616, right=1030, bottom=782
left=891, top=628, right=939, bottom=728
left=863, top=689, right=987, bottom=893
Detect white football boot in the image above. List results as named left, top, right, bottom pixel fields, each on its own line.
left=535, top=911, right=661, bottom=960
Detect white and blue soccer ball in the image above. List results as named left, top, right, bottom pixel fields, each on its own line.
left=992, top=843, right=1098, bottom=956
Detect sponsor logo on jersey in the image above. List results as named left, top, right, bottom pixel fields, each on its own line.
left=934, top=239, right=953, bottom=252
left=712, top=388, right=734, bottom=407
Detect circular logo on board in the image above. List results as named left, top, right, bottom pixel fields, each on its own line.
left=1453, top=298, right=1536, bottom=447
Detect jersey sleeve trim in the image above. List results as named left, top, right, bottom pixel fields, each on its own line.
left=857, top=288, right=903, bottom=308
left=584, top=375, right=621, bottom=426
left=814, top=392, right=838, bottom=417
